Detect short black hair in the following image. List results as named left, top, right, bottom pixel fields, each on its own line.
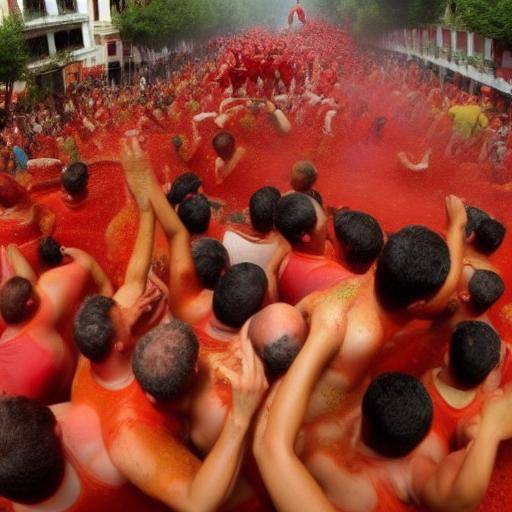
left=177, top=194, right=211, bottom=235
left=0, top=397, right=65, bottom=504
left=73, top=295, right=116, bottom=363
left=61, top=162, right=88, bottom=195
left=261, top=335, right=301, bottom=375
left=376, top=226, right=450, bottom=309
left=450, top=321, right=500, bottom=388
left=38, top=236, right=63, bottom=268
left=213, top=263, right=268, bottom=328
left=291, top=161, right=318, bottom=191
left=249, top=186, right=281, bottom=234
left=274, top=193, right=317, bottom=245
left=171, top=135, right=183, bottom=149
left=303, top=189, right=323, bottom=207
left=475, top=218, right=505, bottom=254
left=468, top=270, right=505, bottom=312
left=166, top=172, right=202, bottom=206
left=213, top=131, right=236, bottom=161
left=192, top=237, right=230, bottom=289
left=362, top=372, right=433, bottom=458
left=334, top=210, right=384, bottom=265
left=465, top=204, right=489, bottom=238
left=133, top=320, right=199, bottom=401
left=0, top=277, right=34, bottom=324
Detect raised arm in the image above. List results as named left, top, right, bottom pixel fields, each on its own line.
left=6, top=244, right=36, bottom=283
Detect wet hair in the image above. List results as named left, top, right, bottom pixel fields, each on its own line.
left=38, top=236, right=63, bottom=268
left=171, top=135, right=183, bottom=149
left=0, top=277, right=34, bottom=324
left=213, top=131, right=236, bottom=161
left=61, top=162, right=88, bottom=195
left=177, top=194, right=211, bottom=235
left=133, top=320, right=199, bottom=401
left=213, top=263, right=268, bottom=328
left=166, top=172, right=202, bottom=206
left=191, top=237, right=230, bottom=289
left=274, top=193, right=317, bottom=245
left=468, top=270, right=505, bottom=312
left=475, top=218, right=505, bottom=254
left=376, top=226, right=450, bottom=309
left=0, top=397, right=65, bottom=504
left=291, top=161, right=318, bottom=192
left=334, top=210, right=384, bottom=265
left=362, top=372, right=433, bottom=458
left=73, top=295, right=116, bottom=363
left=450, top=321, right=500, bottom=388
left=249, top=186, right=281, bottom=234
left=303, top=189, right=323, bottom=207
left=261, top=335, right=301, bottom=375
left=464, top=205, right=488, bottom=238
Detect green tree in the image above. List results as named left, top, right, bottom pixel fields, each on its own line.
left=0, top=14, right=28, bottom=119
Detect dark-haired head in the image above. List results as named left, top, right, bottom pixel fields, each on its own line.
left=73, top=295, right=116, bottom=362
left=0, top=277, right=38, bottom=325
left=334, top=210, right=384, bottom=267
left=249, top=186, right=281, bottom=234
left=213, top=263, right=268, bottom=328
left=192, top=237, right=230, bottom=290
left=133, top=320, right=199, bottom=401
left=474, top=218, right=505, bottom=254
left=171, top=135, right=184, bottom=150
left=38, top=237, right=63, bottom=268
left=468, top=270, right=504, bottom=313
left=376, top=226, right=450, bottom=310
left=362, top=372, right=433, bottom=458
left=166, top=172, right=202, bottom=206
left=291, top=161, right=318, bottom=192
left=177, top=194, right=211, bottom=235
left=61, top=162, right=88, bottom=196
left=213, top=131, right=236, bottom=161
left=0, top=397, right=65, bottom=504
left=450, top=321, right=500, bottom=388
left=464, top=204, right=489, bottom=239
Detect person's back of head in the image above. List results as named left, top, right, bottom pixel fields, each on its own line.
left=73, top=295, right=116, bottom=363
left=213, top=131, right=236, bottom=161
left=362, top=372, right=433, bottom=458
left=177, top=194, right=211, bottom=235
left=334, top=210, right=384, bottom=267
left=450, top=321, right=500, bottom=388
left=133, top=320, right=199, bottom=401
left=61, top=162, right=88, bottom=197
left=464, top=204, right=488, bottom=239
left=475, top=218, right=505, bottom=254
left=376, top=225, right=450, bottom=309
left=166, top=171, right=202, bottom=206
left=38, top=236, right=63, bottom=268
left=0, top=397, right=65, bottom=504
left=468, top=270, right=504, bottom=313
left=274, top=192, right=317, bottom=245
left=213, top=263, right=268, bottom=328
left=0, top=276, right=37, bottom=325
left=291, top=161, right=318, bottom=192
left=249, top=186, right=281, bottom=234
left=248, top=303, right=307, bottom=375
left=192, top=237, right=230, bottom=290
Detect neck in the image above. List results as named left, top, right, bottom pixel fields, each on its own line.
left=206, top=315, right=239, bottom=342
left=374, top=298, right=410, bottom=340
left=294, top=239, right=325, bottom=256
left=91, top=351, right=134, bottom=390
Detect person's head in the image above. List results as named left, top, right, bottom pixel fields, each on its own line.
left=248, top=303, right=307, bottom=375
left=133, top=320, right=199, bottom=402
left=166, top=171, right=202, bottom=206
left=249, top=186, right=281, bottom=234
left=191, top=237, right=230, bottom=290
left=0, top=277, right=39, bottom=325
left=464, top=205, right=489, bottom=239
left=213, top=131, right=236, bottom=161
left=474, top=218, right=505, bottom=254
left=61, top=162, right=88, bottom=197
left=376, top=226, right=451, bottom=312
left=361, top=372, right=433, bottom=458
left=0, top=397, right=65, bottom=504
left=171, top=135, right=183, bottom=150
left=303, top=189, right=323, bottom=207
left=333, top=210, right=384, bottom=268
left=74, top=295, right=133, bottom=363
left=177, top=194, right=211, bottom=235
left=459, top=267, right=505, bottom=313
left=291, top=161, right=318, bottom=192
left=275, top=193, right=327, bottom=250
left=38, top=237, right=63, bottom=268
left=449, top=321, right=500, bottom=388
left=213, top=263, right=268, bottom=328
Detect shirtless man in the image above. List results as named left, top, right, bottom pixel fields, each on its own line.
left=171, top=120, right=201, bottom=164
left=0, top=396, right=166, bottom=511
left=213, top=131, right=246, bottom=185
left=290, top=160, right=318, bottom=192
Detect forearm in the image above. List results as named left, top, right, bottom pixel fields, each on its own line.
left=150, top=180, right=186, bottom=239
left=6, top=244, right=36, bottom=282
left=90, top=258, right=113, bottom=297
left=272, top=109, right=292, bottom=133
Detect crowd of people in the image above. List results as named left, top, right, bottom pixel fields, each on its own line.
left=0, top=15, right=511, bottom=512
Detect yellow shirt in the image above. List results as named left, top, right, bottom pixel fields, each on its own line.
left=448, top=105, right=489, bottom=138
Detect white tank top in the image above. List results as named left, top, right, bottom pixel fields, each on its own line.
left=222, top=230, right=278, bottom=270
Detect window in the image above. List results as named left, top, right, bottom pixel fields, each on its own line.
left=57, top=0, right=77, bottom=15
left=107, top=41, right=117, bottom=56
left=55, top=28, right=84, bottom=52
left=23, top=0, right=46, bottom=20
left=27, top=35, right=49, bottom=60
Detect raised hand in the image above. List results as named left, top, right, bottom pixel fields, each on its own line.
left=445, top=194, right=467, bottom=232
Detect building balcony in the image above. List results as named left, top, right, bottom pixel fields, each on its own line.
left=23, top=11, right=88, bottom=31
